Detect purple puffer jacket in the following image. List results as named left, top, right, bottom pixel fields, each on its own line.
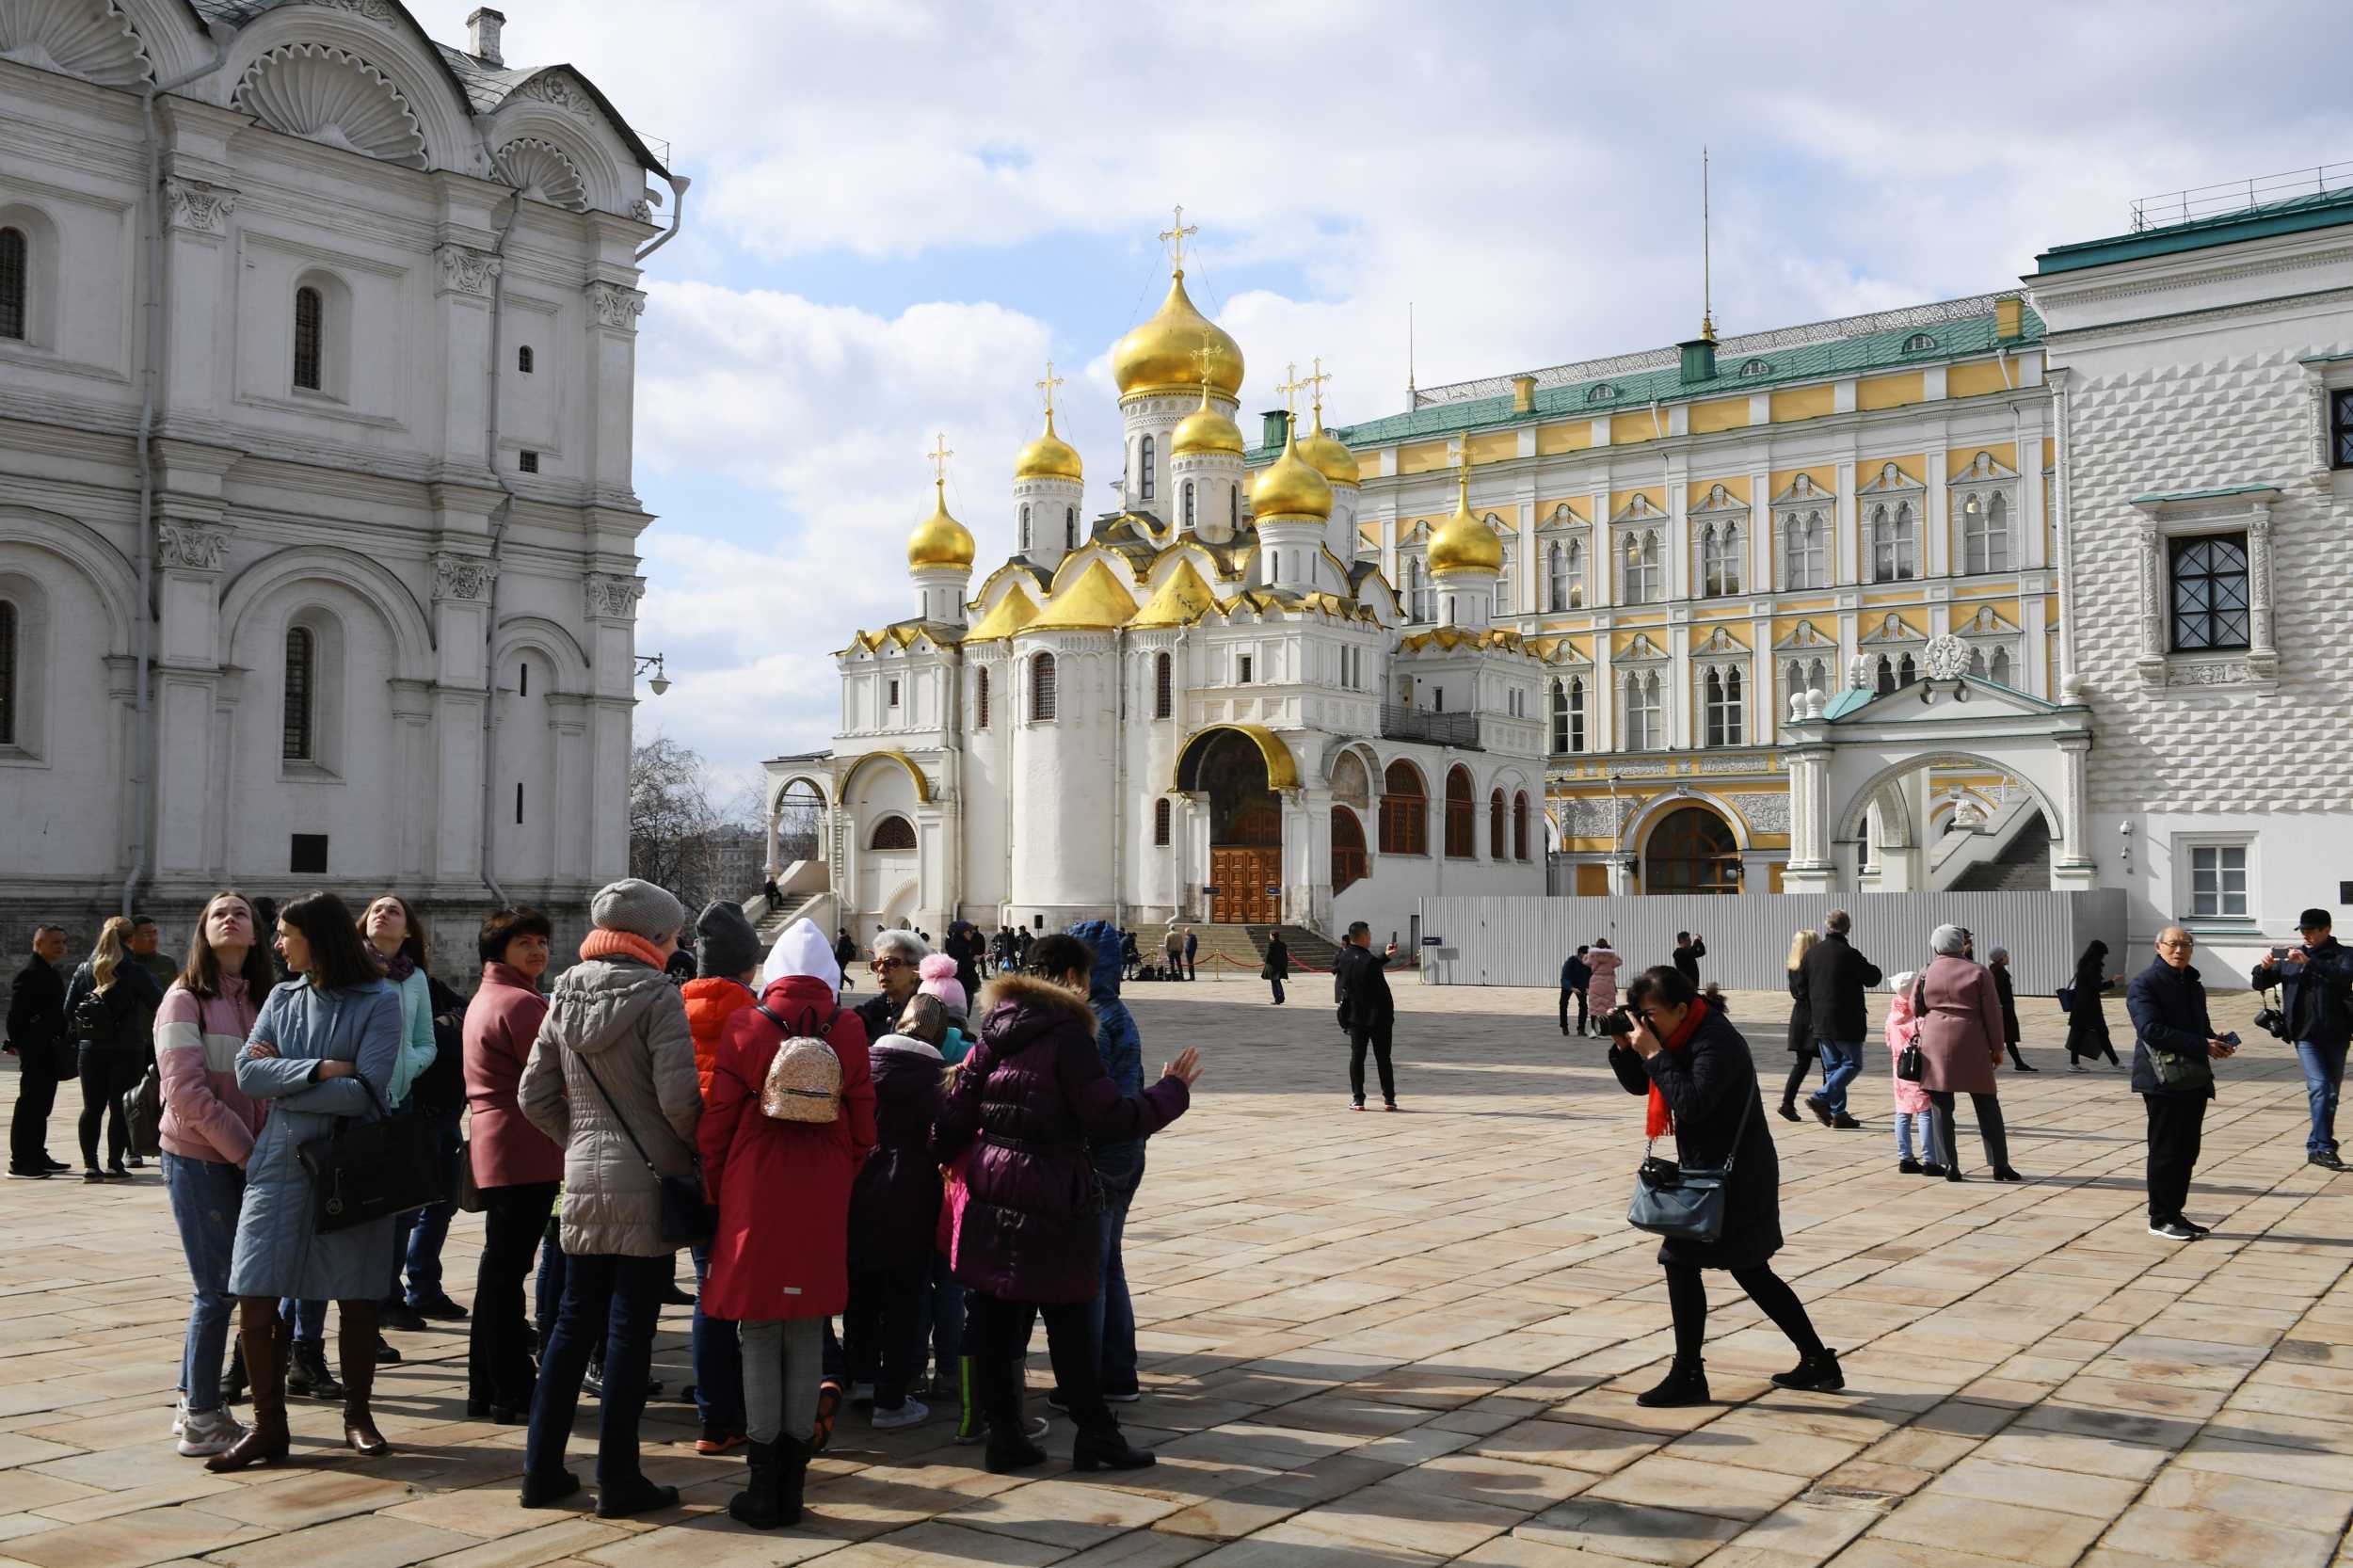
left=932, top=973, right=1190, bottom=1303
left=850, top=1032, right=946, bottom=1272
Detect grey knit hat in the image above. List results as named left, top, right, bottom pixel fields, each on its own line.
left=1929, top=923, right=1972, bottom=956
left=590, top=878, right=685, bottom=942
left=695, top=899, right=762, bottom=979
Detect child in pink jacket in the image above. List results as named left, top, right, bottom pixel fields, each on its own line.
left=1886, top=972, right=1943, bottom=1175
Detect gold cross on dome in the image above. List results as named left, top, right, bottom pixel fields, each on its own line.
left=1160, top=204, right=1198, bottom=270
left=1301, top=357, right=1334, bottom=416
left=1275, top=361, right=1306, bottom=417
left=1193, top=334, right=1224, bottom=389
left=1034, top=362, right=1064, bottom=418
left=927, top=433, right=953, bottom=485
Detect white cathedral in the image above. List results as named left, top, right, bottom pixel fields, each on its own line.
left=776, top=244, right=1546, bottom=944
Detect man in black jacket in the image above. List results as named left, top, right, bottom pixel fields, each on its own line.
left=2128, top=927, right=2236, bottom=1240
left=1799, top=910, right=1881, bottom=1128
left=1672, top=933, right=1705, bottom=987
left=1560, top=946, right=1593, bottom=1036
left=1333, top=921, right=1406, bottom=1111
left=2249, top=907, right=2353, bottom=1172
left=6, top=926, right=72, bottom=1178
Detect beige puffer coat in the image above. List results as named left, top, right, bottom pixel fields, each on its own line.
left=520, top=954, right=699, bottom=1257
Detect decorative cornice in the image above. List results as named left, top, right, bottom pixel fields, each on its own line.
left=431, top=551, right=498, bottom=602
left=436, top=244, right=504, bottom=298
left=296, top=0, right=398, bottom=21
left=585, top=281, right=646, bottom=333
left=583, top=571, right=645, bottom=621
left=155, top=521, right=230, bottom=572
left=2045, top=281, right=2353, bottom=348
left=162, top=178, right=236, bottom=235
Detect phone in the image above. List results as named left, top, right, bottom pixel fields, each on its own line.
left=2219, top=1032, right=2242, bottom=1048
left=2271, top=946, right=2291, bottom=960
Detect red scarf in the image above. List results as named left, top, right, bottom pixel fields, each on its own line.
left=582, top=930, right=666, bottom=969
left=1643, top=996, right=1711, bottom=1139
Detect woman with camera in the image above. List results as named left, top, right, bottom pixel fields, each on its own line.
left=1605, top=966, right=1840, bottom=1408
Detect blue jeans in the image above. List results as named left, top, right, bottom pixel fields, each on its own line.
left=400, top=1110, right=464, bottom=1302
left=689, top=1241, right=743, bottom=1432
left=525, top=1252, right=667, bottom=1486
left=279, top=1297, right=326, bottom=1344
left=1894, top=1111, right=1939, bottom=1164
left=916, top=1253, right=964, bottom=1375
left=2295, top=1039, right=2346, bottom=1156
left=1814, top=1040, right=1864, bottom=1116
left=163, top=1152, right=243, bottom=1413
left=1086, top=1143, right=1145, bottom=1396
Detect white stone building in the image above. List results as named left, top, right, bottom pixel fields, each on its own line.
left=0, top=0, right=678, bottom=980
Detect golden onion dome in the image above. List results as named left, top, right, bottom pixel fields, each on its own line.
left=1171, top=385, right=1244, bottom=457
left=1428, top=465, right=1502, bottom=576
left=1250, top=430, right=1333, bottom=521
left=1295, top=408, right=1359, bottom=485
left=1013, top=409, right=1082, bottom=483
left=1112, top=270, right=1244, bottom=400
left=906, top=481, right=976, bottom=570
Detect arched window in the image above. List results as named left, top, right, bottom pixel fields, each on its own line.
left=1549, top=680, right=1569, bottom=753
left=0, top=598, right=15, bottom=746
left=975, top=666, right=989, bottom=728
left=1876, top=655, right=1897, bottom=696
left=1182, top=480, right=1195, bottom=530
left=293, top=285, right=324, bottom=391
left=1645, top=806, right=1740, bottom=894
left=1622, top=530, right=1661, bottom=604
left=1138, top=434, right=1155, bottom=502
left=1962, top=490, right=2009, bottom=573
left=1625, top=670, right=1661, bottom=750
left=1569, top=677, right=1586, bottom=753
left=1967, top=648, right=1988, bottom=679
left=1018, top=504, right=1031, bottom=552
left=517, top=344, right=534, bottom=374
left=1705, top=667, right=1744, bottom=747
left=1030, top=651, right=1056, bottom=721
left=1513, top=791, right=1530, bottom=861
left=1870, top=502, right=1917, bottom=583
left=1445, top=766, right=1476, bottom=859
left=1701, top=522, right=1741, bottom=597
left=1991, top=647, right=2013, bottom=686
left=1153, top=797, right=1171, bottom=846
left=1546, top=543, right=1568, bottom=611
left=1489, top=788, right=1506, bottom=858
left=0, top=227, right=24, bottom=342
left=869, top=815, right=917, bottom=850
left=1230, top=482, right=1239, bottom=524
left=282, top=626, right=315, bottom=760
left=1064, top=506, right=1076, bottom=551
left=1379, top=760, right=1427, bottom=856
left=1897, top=653, right=1917, bottom=688
left=1332, top=807, right=1368, bottom=894
left=1153, top=650, right=1172, bottom=719
left=1563, top=538, right=1584, bottom=607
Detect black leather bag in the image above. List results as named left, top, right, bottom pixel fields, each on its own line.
left=297, top=1074, right=441, bottom=1234
left=576, top=1052, right=714, bottom=1247
left=1625, top=1087, right=1754, bottom=1244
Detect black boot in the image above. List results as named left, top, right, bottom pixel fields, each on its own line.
left=727, top=1440, right=782, bottom=1529
left=1636, top=1359, right=1710, bottom=1408
left=978, top=1351, right=1045, bottom=1474
left=776, top=1434, right=808, bottom=1528
left=1770, top=1349, right=1845, bottom=1392
left=222, top=1340, right=248, bottom=1406
left=287, top=1338, right=344, bottom=1400
left=1072, top=1423, right=1156, bottom=1472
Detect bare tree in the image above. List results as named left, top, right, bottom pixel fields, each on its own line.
left=629, top=737, right=724, bottom=912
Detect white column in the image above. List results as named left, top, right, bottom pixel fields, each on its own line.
left=2051, top=735, right=2096, bottom=889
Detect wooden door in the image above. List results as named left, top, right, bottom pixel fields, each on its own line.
left=1209, top=847, right=1281, bottom=925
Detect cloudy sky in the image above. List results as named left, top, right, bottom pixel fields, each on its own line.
left=408, top=0, right=2353, bottom=803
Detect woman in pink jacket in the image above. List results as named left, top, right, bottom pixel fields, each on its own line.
left=157, top=891, right=277, bottom=1460
left=462, top=905, right=560, bottom=1424
left=1585, top=940, right=1625, bottom=1017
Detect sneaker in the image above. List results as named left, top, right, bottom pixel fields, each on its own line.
left=102, top=1165, right=132, bottom=1182
left=2149, top=1220, right=2199, bottom=1241
left=871, top=1397, right=929, bottom=1431
left=1897, top=1159, right=1922, bottom=1175
left=1348, top=1100, right=1366, bottom=1112
left=175, top=1405, right=244, bottom=1459
left=2310, top=1150, right=2347, bottom=1173
left=1805, top=1098, right=1834, bottom=1127
left=1104, top=1387, right=1142, bottom=1404
left=40, top=1158, right=66, bottom=1173
left=123, top=1154, right=143, bottom=1169
left=1918, top=1162, right=1947, bottom=1178
left=695, top=1425, right=744, bottom=1455
left=1776, top=1102, right=1800, bottom=1123
left=379, top=1298, right=429, bottom=1333
left=410, top=1292, right=469, bottom=1321
left=2070, top=1062, right=2087, bottom=1074
left=1383, top=1101, right=1398, bottom=1112
left=172, top=1394, right=188, bottom=1436
left=1831, top=1113, right=1863, bottom=1130
left=2175, top=1216, right=2213, bottom=1237
left=584, top=1363, right=604, bottom=1398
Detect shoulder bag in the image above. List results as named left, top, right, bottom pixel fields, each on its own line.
left=128, top=1064, right=165, bottom=1158
left=574, top=1049, right=713, bottom=1247
left=2055, top=984, right=2076, bottom=1014
left=1897, top=974, right=1929, bottom=1082
left=1625, top=1080, right=1756, bottom=1245
left=294, top=992, right=442, bottom=1233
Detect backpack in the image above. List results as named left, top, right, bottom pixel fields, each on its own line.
left=71, top=978, right=127, bottom=1051
left=129, top=1064, right=165, bottom=1157
left=752, top=1000, right=842, bottom=1123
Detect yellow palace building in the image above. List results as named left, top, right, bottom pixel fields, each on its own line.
left=1250, top=295, right=2057, bottom=896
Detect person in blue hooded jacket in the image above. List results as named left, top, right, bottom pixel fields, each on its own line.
left=1057, top=920, right=1148, bottom=1404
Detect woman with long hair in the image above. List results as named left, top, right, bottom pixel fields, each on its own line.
left=359, top=895, right=445, bottom=1334
left=464, top=905, right=559, bottom=1425
left=156, top=892, right=276, bottom=1458
left=2066, top=938, right=2121, bottom=1070
left=207, top=892, right=402, bottom=1472
left=60, top=916, right=167, bottom=1180
left=1777, top=931, right=1822, bottom=1121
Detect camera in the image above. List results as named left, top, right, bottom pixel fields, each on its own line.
left=1600, top=1007, right=1636, bottom=1038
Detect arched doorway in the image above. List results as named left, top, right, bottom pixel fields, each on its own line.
left=1645, top=806, right=1740, bottom=894
left=1189, top=728, right=1281, bottom=923
left=773, top=778, right=824, bottom=865
left=1332, top=807, right=1368, bottom=895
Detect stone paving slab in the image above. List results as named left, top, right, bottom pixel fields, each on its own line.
left=0, top=976, right=2343, bottom=1567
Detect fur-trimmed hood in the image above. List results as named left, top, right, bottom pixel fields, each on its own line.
left=974, top=970, right=1096, bottom=1045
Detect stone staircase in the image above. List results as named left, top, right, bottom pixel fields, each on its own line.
left=753, top=888, right=823, bottom=942
left=1948, top=812, right=2054, bottom=892
left=1177, top=923, right=1344, bottom=977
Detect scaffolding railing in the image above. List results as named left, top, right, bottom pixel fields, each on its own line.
left=2129, top=161, right=2353, bottom=232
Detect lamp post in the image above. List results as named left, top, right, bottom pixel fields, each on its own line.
left=633, top=653, right=670, bottom=696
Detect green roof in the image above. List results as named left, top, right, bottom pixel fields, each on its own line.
left=1244, top=304, right=2044, bottom=464
left=2034, top=185, right=2353, bottom=276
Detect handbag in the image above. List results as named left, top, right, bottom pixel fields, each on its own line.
left=1897, top=974, right=1928, bottom=1082
left=2055, top=984, right=2076, bottom=1015
left=1625, top=1084, right=1755, bottom=1245
left=128, top=1064, right=165, bottom=1158
left=574, top=1051, right=713, bottom=1247
left=456, top=1135, right=485, bottom=1213
left=296, top=1072, right=442, bottom=1234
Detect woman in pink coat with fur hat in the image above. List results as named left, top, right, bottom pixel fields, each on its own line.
left=1585, top=940, right=1625, bottom=1017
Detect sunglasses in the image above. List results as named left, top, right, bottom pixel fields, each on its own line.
left=870, top=956, right=906, bottom=973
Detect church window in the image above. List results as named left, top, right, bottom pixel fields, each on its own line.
left=2334, top=389, right=2353, bottom=469
left=870, top=815, right=917, bottom=850
left=1030, top=651, right=1057, bottom=720
left=1705, top=667, right=1744, bottom=747
left=0, top=227, right=24, bottom=342
left=1153, top=797, right=1171, bottom=845
left=1513, top=791, right=1530, bottom=860
left=887, top=678, right=901, bottom=709
left=1489, top=788, right=1506, bottom=860
left=2169, top=534, right=2250, bottom=651
left=0, top=599, right=14, bottom=746
left=294, top=285, right=324, bottom=391
left=1182, top=481, right=1194, bottom=529
left=519, top=450, right=539, bottom=473
left=1153, top=651, right=1172, bottom=718
left=1444, top=766, right=1475, bottom=859
left=1138, top=435, right=1155, bottom=502
left=1961, top=490, right=2009, bottom=572
left=1868, top=503, right=1916, bottom=583
left=1237, top=653, right=1253, bottom=685
left=282, top=626, right=314, bottom=760
left=1019, top=504, right=1031, bottom=552
left=1701, top=521, right=1741, bottom=597
left=1621, top=530, right=1661, bottom=604
left=975, top=667, right=989, bottom=728
left=1379, top=760, right=1427, bottom=856
left=518, top=344, right=534, bottom=374
left=1991, top=647, right=2012, bottom=686
left=1064, top=506, right=1076, bottom=551
left=1625, top=670, right=1661, bottom=750
left=1783, top=509, right=1826, bottom=588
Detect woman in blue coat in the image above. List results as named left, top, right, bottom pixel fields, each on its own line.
left=208, top=893, right=402, bottom=1473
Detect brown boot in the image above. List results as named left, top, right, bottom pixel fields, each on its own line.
left=207, top=1299, right=290, bottom=1471
left=337, top=1299, right=391, bottom=1457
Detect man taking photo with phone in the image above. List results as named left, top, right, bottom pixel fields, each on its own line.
left=1333, top=922, right=1406, bottom=1112
left=2250, top=908, right=2353, bottom=1173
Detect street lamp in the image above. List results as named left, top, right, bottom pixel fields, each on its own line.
left=634, top=653, right=670, bottom=696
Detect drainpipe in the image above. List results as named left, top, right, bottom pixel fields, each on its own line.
left=472, top=129, right=530, bottom=909
left=124, top=24, right=234, bottom=919
left=632, top=171, right=691, bottom=264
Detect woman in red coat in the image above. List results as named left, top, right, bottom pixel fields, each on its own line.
left=462, top=906, right=560, bottom=1423
left=1913, top=925, right=2022, bottom=1184
left=698, top=919, right=873, bottom=1530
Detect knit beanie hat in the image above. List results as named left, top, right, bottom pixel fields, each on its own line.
left=695, top=900, right=762, bottom=979
left=917, top=952, right=967, bottom=1017
left=591, top=878, right=684, bottom=942
left=1929, top=923, right=1972, bottom=957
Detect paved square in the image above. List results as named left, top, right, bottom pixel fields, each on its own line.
left=1, top=975, right=2345, bottom=1568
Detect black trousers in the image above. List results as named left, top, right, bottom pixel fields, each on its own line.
left=843, top=1260, right=926, bottom=1410
left=965, top=1289, right=1111, bottom=1434
left=1780, top=1053, right=1816, bottom=1108
left=1349, top=1018, right=1396, bottom=1106
left=10, top=1047, right=63, bottom=1167
left=469, top=1180, right=557, bottom=1409
left=1927, top=1090, right=2011, bottom=1174
left=2144, top=1094, right=2206, bottom=1225
left=1664, top=1261, right=1823, bottom=1366
left=1269, top=975, right=1285, bottom=1004
left=75, top=1046, right=133, bottom=1171
left=1560, top=989, right=1588, bottom=1034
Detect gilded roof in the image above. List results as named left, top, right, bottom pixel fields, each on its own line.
left=1026, top=560, right=1137, bottom=632
left=963, top=584, right=1040, bottom=643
